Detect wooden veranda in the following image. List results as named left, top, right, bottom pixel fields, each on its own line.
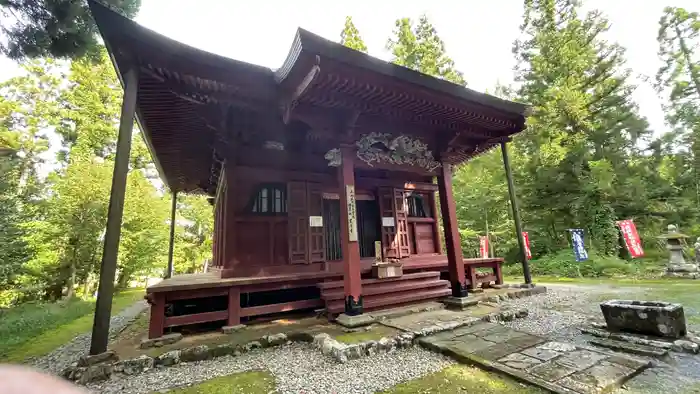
left=86, top=0, right=532, bottom=352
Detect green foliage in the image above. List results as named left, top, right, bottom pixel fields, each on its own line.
left=166, top=370, right=276, bottom=394
left=503, top=249, right=664, bottom=279
left=0, top=0, right=141, bottom=61
left=0, top=288, right=143, bottom=361
left=387, top=15, right=466, bottom=85
left=0, top=49, right=213, bottom=303
left=340, top=16, right=367, bottom=53
left=381, top=364, right=544, bottom=393
left=453, top=0, right=696, bottom=270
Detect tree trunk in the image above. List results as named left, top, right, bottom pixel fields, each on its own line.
left=65, top=247, right=77, bottom=299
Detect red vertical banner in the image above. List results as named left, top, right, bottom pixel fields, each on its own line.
left=522, top=231, right=532, bottom=259
left=479, top=236, right=489, bottom=258
left=617, top=219, right=644, bottom=258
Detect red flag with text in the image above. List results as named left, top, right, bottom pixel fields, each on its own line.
left=617, top=219, right=644, bottom=258
left=522, top=232, right=532, bottom=259
left=479, top=236, right=489, bottom=258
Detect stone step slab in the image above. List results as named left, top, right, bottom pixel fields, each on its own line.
left=588, top=337, right=669, bottom=357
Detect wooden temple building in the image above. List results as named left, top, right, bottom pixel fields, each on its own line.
left=87, top=1, right=531, bottom=350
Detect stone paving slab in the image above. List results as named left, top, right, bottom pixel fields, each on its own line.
left=418, top=322, right=652, bottom=394
left=380, top=309, right=481, bottom=336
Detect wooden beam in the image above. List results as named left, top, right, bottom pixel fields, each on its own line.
left=164, top=310, right=229, bottom=328
left=281, top=55, right=321, bottom=124
left=140, top=67, right=271, bottom=112
left=338, top=145, right=363, bottom=315
left=90, top=66, right=139, bottom=354
left=166, top=190, right=177, bottom=279
left=437, top=163, right=467, bottom=298
left=501, top=141, right=532, bottom=284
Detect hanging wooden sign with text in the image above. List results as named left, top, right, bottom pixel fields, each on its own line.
left=346, top=185, right=358, bottom=242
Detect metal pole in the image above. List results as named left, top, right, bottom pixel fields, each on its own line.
left=89, top=66, right=138, bottom=355
left=501, top=141, right=532, bottom=285
left=166, top=190, right=177, bottom=278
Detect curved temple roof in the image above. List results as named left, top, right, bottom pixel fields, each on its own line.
left=88, top=0, right=529, bottom=194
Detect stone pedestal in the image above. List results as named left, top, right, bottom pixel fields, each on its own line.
left=661, top=225, right=698, bottom=278
left=443, top=296, right=479, bottom=311
left=336, top=313, right=375, bottom=328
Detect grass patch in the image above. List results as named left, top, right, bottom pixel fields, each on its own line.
left=380, top=365, right=545, bottom=393
left=502, top=249, right=665, bottom=280
left=334, top=325, right=398, bottom=344
left=0, top=288, right=144, bottom=362
left=165, top=370, right=275, bottom=394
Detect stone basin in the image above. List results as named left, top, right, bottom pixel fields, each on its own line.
left=600, top=300, right=686, bottom=339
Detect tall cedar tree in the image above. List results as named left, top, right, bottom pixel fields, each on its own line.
left=657, top=7, right=700, bottom=207
left=387, top=15, right=466, bottom=86
left=340, top=16, right=367, bottom=53
left=512, top=0, right=653, bottom=255
left=0, top=0, right=140, bottom=60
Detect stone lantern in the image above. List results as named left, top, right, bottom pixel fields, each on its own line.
left=661, top=224, right=698, bottom=278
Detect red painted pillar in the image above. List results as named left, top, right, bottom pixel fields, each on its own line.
left=148, top=292, right=165, bottom=339
left=338, top=145, right=363, bottom=315
left=437, top=163, right=468, bottom=298
left=221, top=166, right=238, bottom=278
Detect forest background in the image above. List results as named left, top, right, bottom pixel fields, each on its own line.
left=1, top=0, right=699, bottom=306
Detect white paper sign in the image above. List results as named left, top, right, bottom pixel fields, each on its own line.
left=346, top=185, right=358, bottom=242
left=382, top=217, right=396, bottom=227
left=309, top=216, right=323, bottom=227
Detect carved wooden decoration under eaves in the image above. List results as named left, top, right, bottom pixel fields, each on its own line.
left=324, top=133, right=441, bottom=172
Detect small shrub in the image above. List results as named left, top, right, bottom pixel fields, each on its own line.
left=502, top=249, right=665, bottom=279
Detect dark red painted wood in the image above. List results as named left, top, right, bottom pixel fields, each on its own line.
left=437, top=164, right=466, bottom=294
left=394, top=189, right=411, bottom=257
left=317, top=271, right=440, bottom=290
left=429, top=191, right=442, bottom=254
left=165, top=287, right=228, bottom=301
left=164, top=310, right=229, bottom=328
left=148, top=292, right=165, bottom=339
left=240, top=299, right=323, bottom=317
left=326, top=287, right=451, bottom=314
left=308, top=183, right=325, bottom=263
left=228, top=287, right=241, bottom=326
left=322, top=278, right=447, bottom=300
left=378, top=187, right=398, bottom=259
left=288, top=181, right=309, bottom=264
left=338, top=146, right=362, bottom=305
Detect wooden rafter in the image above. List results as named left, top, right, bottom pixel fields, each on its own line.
left=280, top=55, right=321, bottom=124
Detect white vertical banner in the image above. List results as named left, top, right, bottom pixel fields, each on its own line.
left=346, top=185, right=358, bottom=242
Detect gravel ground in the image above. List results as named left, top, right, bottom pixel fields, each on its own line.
left=32, top=300, right=149, bottom=375
left=498, top=284, right=700, bottom=393
left=498, top=284, right=644, bottom=338
left=87, top=343, right=454, bottom=394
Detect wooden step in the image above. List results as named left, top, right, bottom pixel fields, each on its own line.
left=322, top=278, right=450, bottom=301
left=317, top=271, right=440, bottom=290
left=326, top=287, right=452, bottom=314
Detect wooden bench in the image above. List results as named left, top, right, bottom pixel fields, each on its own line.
left=464, top=258, right=503, bottom=289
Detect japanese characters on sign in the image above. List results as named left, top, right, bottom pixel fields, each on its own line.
left=346, top=185, right=358, bottom=242
left=617, top=219, right=644, bottom=258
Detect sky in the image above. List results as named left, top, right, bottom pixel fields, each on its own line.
left=0, top=0, right=697, bottom=137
